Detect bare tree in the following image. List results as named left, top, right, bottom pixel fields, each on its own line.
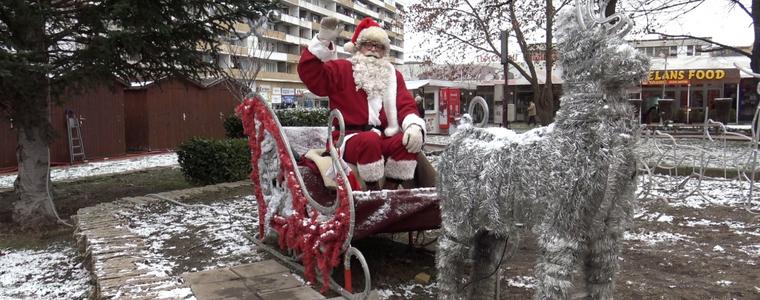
left=221, top=14, right=277, bottom=103
left=628, top=0, right=760, bottom=72
left=406, top=0, right=571, bottom=125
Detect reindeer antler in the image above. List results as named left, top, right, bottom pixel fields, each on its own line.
left=575, top=0, right=632, bottom=37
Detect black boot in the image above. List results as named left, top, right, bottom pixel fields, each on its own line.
left=365, top=181, right=381, bottom=191
left=383, top=178, right=402, bottom=190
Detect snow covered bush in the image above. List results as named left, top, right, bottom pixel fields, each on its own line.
left=177, top=138, right=251, bottom=185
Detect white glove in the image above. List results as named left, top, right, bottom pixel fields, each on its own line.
left=403, top=125, right=424, bottom=153
left=317, top=17, right=342, bottom=41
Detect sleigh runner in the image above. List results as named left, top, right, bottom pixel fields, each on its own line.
left=237, top=95, right=441, bottom=298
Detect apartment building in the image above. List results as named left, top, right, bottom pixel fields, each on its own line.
left=216, top=0, right=406, bottom=108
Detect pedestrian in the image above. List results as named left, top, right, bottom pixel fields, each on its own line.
left=298, top=17, right=425, bottom=190
left=527, top=100, right=537, bottom=126
left=415, top=95, right=425, bottom=119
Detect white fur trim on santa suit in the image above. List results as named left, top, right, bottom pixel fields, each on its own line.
left=355, top=26, right=390, bottom=55
left=308, top=35, right=337, bottom=62
left=357, top=159, right=385, bottom=182
left=384, top=158, right=417, bottom=180
left=382, top=65, right=400, bottom=136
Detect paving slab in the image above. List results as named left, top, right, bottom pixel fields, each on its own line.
left=230, top=259, right=288, bottom=278
left=259, top=286, right=326, bottom=300
left=191, top=280, right=254, bottom=300
left=244, top=273, right=302, bottom=294
left=183, top=260, right=331, bottom=300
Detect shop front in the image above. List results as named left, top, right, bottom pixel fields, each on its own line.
left=635, top=56, right=756, bottom=124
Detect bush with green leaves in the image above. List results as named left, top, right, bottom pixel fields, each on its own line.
left=224, top=114, right=245, bottom=138
left=275, top=107, right=330, bottom=126
left=223, top=107, right=329, bottom=138
left=177, top=138, right=251, bottom=185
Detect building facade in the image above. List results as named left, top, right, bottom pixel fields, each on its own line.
left=217, top=0, right=406, bottom=108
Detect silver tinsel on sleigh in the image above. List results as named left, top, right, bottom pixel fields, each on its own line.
left=435, top=1, right=650, bottom=299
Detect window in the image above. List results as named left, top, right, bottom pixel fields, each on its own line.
left=686, top=45, right=695, bottom=56
left=669, top=46, right=677, bottom=57
left=263, top=61, right=277, bottom=73
left=423, top=93, right=435, bottom=111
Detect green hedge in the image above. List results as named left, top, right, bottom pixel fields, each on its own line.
left=223, top=114, right=245, bottom=138
left=223, top=108, right=330, bottom=138
left=177, top=138, right=251, bottom=185
left=276, top=107, right=330, bottom=126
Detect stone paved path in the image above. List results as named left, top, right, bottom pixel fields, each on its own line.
left=182, top=260, right=327, bottom=300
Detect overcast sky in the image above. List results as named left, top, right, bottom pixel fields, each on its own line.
left=401, top=0, right=755, bottom=61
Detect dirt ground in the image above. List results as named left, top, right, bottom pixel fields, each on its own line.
left=0, top=167, right=191, bottom=225
left=353, top=198, right=760, bottom=299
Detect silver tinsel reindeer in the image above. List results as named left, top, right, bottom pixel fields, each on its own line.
left=435, top=0, right=650, bottom=299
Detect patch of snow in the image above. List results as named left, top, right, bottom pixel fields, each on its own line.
left=377, top=282, right=436, bottom=299
left=716, top=280, right=734, bottom=287
left=156, top=287, right=193, bottom=299
left=116, top=196, right=262, bottom=281
left=738, top=245, right=760, bottom=257
left=0, top=152, right=178, bottom=189
left=0, top=245, right=90, bottom=299
left=713, top=245, right=726, bottom=253
left=623, top=231, right=692, bottom=246
left=506, top=276, right=537, bottom=289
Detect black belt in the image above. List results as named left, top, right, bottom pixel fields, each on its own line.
left=344, top=125, right=384, bottom=131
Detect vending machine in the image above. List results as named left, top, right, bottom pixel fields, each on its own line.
left=438, top=88, right=460, bottom=133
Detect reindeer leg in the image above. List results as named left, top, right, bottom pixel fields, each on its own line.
left=469, top=231, right=506, bottom=300
left=437, top=231, right=473, bottom=300
left=534, top=223, right=581, bottom=300
left=585, top=169, right=636, bottom=300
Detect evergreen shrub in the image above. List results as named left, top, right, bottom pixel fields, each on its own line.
left=222, top=107, right=329, bottom=138
left=177, top=138, right=251, bottom=185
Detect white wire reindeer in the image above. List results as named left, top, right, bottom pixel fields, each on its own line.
left=435, top=0, right=649, bottom=299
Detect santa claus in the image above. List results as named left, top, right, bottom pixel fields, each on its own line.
left=298, top=16, right=425, bottom=190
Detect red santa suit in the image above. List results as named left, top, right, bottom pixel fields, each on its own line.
left=297, top=21, right=425, bottom=184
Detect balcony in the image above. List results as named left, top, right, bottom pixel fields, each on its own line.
left=258, top=71, right=301, bottom=82
left=279, top=14, right=313, bottom=29
left=301, top=2, right=333, bottom=17
left=352, top=3, right=379, bottom=19
left=336, top=0, right=353, bottom=8
left=263, top=30, right=286, bottom=40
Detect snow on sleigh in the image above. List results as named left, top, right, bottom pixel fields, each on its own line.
left=236, top=95, right=457, bottom=299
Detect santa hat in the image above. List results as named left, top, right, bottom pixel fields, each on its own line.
left=343, top=17, right=390, bottom=54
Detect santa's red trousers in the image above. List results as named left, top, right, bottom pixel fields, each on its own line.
left=341, top=131, right=417, bottom=182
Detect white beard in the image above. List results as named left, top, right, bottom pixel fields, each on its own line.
left=350, top=53, right=393, bottom=101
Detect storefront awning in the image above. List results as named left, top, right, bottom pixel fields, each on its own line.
left=405, top=79, right=477, bottom=90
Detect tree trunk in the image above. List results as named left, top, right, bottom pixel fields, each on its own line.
left=541, top=0, right=556, bottom=126
left=12, top=96, right=58, bottom=229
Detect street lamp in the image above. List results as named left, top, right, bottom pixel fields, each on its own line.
left=659, top=51, right=668, bottom=99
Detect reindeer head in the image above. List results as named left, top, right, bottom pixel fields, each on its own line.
left=557, top=0, right=649, bottom=92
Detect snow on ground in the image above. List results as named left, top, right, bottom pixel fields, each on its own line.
left=377, top=282, right=437, bottom=299
left=113, top=195, right=263, bottom=277
left=0, top=244, right=90, bottom=299
left=1, top=138, right=759, bottom=299
left=0, top=152, right=178, bottom=189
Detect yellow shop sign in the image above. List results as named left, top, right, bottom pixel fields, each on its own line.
left=643, top=69, right=739, bottom=85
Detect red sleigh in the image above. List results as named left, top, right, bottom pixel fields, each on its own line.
left=237, top=95, right=441, bottom=299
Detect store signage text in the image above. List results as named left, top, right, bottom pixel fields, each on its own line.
left=647, top=69, right=727, bottom=82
